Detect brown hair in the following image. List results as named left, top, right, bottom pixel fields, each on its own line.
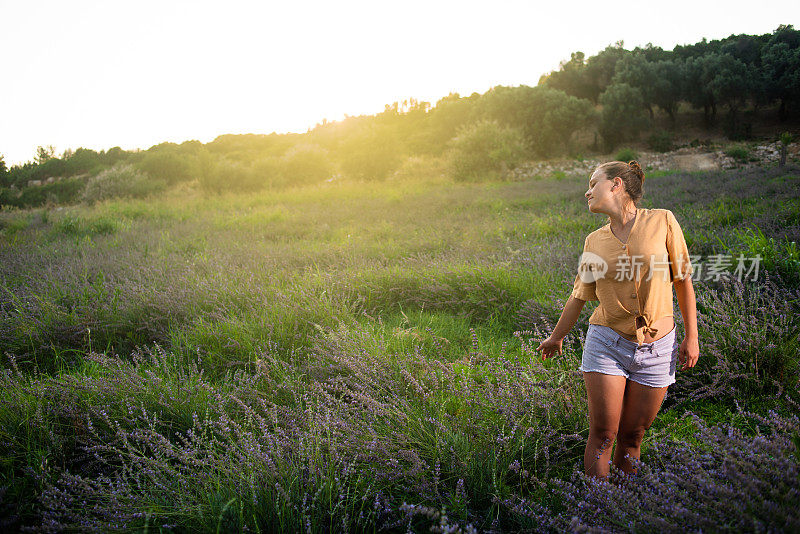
left=595, top=160, right=645, bottom=223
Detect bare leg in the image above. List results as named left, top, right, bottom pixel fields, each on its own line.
left=613, top=380, right=668, bottom=474
left=583, top=372, right=627, bottom=479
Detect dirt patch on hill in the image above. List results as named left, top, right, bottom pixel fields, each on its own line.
left=669, top=154, right=720, bottom=171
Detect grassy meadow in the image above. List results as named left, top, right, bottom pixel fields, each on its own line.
left=1, top=164, right=800, bottom=532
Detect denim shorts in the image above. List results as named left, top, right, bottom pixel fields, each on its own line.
left=579, top=323, right=679, bottom=388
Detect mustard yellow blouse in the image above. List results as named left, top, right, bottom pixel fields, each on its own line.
left=571, top=207, right=693, bottom=345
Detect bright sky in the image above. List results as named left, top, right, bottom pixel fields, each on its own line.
left=1, top=0, right=798, bottom=166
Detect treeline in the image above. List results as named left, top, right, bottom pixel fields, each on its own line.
left=1, top=25, right=798, bottom=208
left=539, top=24, right=800, bottom=143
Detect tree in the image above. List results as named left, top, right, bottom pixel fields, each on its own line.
left=613, top=53, right=686, bottom=126
left=476, top=85, right=594, bottom=157
left=35, top=145, right=56, bottom=164
left=673, top=36, right=719, bottom=61
left=649, top=60, right=685, bottom=125
left=683, top=54, right=719, bottom=127
left=762, top=25, right=800, bottom=121
left=424, top=92, right=482, bottom=153
left=539, top=51, right=596, bottom=101
left=635, top=42, right=672, bottom=63
left=719, top=34, right=762, bottom=67
left=542, top=42, right=634, bottom=105
left=612, top=53, right=656, bottom=119
left=376, top=97, right=432, bottom=155
left=0, top=154, right=8, bottom=187
left=706, top=53, right=756, bottom=138
left=584, top=42, right=628, bottom=103
left=599, top=83, right=650, bottom=151
left=63, top=148, right=103, bottom=176
left=101, top=146, right=129, bottom=166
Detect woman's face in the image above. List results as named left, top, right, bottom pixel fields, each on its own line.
left=585, top=169, right=619, bottom=213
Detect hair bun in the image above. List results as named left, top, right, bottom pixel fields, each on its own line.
left=628, top=160, right=645, bottom=183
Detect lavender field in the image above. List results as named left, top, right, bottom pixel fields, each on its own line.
left=1, top=165, right=800, bottom=532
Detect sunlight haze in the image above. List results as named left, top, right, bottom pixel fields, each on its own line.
left=1, top=0, right=797, bottom=165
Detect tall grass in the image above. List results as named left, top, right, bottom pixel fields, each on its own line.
left=1, top=165, right=799, bottom=531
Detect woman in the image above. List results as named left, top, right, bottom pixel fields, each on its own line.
left=536, top=160, right=700, bottom=479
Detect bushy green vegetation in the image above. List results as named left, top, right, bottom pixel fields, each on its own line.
left=338, top=124, right=403, bottom=181
left=647, top=130, right=674, bottom=152
left=277, top=143, right=334, bottom=186
left=447, top=120, right=529, bottom=181
left=135, top=147, right=198, bottom=185
left=724, top=143, right=751, bottom=162
left=82, top=164, right=167, bottom=204
left=614, top=147, right=639, bottom=162
left=476, top=85, right=595, bottom=157
left=198, top=158, right=265, bottom=194
left=0, top=175, right=86, bottom=209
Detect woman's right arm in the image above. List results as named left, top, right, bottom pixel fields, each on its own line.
left=536, top=295, right=587, bottom=359
left=552, top=295, right=587, bottom=340
left=536, top=235, right=596, bottom=359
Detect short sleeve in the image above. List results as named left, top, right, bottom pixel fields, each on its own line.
left=665, top=210, right=693, bottom=282
left=571, top=236, right=599, bottom=301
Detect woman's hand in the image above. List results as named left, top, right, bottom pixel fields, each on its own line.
left=535, top=336, right=563, bottom=361
left=679, top=336, right=700, bottom=371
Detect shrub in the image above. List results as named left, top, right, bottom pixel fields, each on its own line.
left=198, top=158, right=264, bottom=194
left=249, top=156, right=284, bottom=188
left=478, top=85, right=595, bottom=158
left=0, top=187, right=15, bottom=208
left=11, top=187, right=48, bottom=209
left=81, top=164, right=166, bottom=205
left=447, top=120, right=529, bottom=181
left=40, top=176, right=86, bottom=206
left=135, top=151, right=196, bottom=185
left=339, top=125, right=403, bottom=181
left=690, top=138, right=713, bottom=148
left=647, top=130, right=674, bottom=152
left=3, top=176, right=87, bottom=209
left=724, top=144, right=750, bottom=162
left=614, top=147, right=639, bottom=162
left=277, top=144, right=334, bottom=188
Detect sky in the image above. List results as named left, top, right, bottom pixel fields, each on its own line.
left=1, top=0, right=798, bottom=166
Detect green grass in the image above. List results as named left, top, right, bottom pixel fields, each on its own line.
left=1, top=166, right=799, bottom=531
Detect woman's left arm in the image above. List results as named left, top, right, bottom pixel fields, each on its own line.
left=673, top=277, right=699, bottom=370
